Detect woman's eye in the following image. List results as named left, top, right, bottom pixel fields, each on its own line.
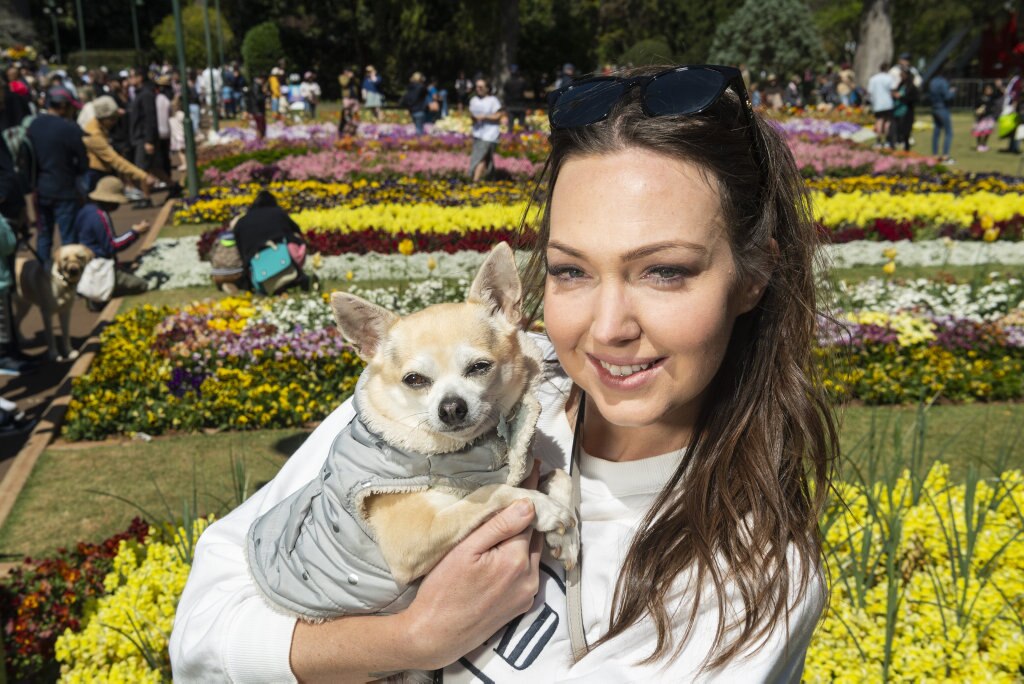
left=466, top=360, right=493, bottom=376
left=644, top=266, right=691, bottom=283
left=402, top=373, right=431, bottom=388
left=546, top=265, right=586, bottom=280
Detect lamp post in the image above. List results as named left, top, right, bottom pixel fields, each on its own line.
left=214, top=0, right=225, bottom=70
left=172, top=0, right=199, bottom=197
left=201, top=0, right=220, bottom=132
left=43, top=0, right=63, bottom=65
left=130, top=0, right=143, bottom=56
left=75, top=0, right=86, bottom=58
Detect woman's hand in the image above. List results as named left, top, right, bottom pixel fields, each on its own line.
left=402, top=462, right=543, bottom=670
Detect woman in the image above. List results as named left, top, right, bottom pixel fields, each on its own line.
left=399, top=72, right=429, bottom=135
left=233, top=190, right=310, bottom=293
left=362, top=65, right=384, bottom=121
left=170, top=64, right=836, bottom=681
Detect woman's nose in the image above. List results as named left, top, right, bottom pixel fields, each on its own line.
left=590, top=283, right=641, bottom=345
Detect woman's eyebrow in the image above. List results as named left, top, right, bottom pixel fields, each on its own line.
left=547, top=240, right=707, bottom=261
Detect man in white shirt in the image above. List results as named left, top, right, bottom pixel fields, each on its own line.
left=867, top=62, right=894, bottom=147
left=468, top=78, right=504, bottom=182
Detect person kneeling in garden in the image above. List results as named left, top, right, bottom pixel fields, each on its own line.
left=233, top=190, right=312, bottom=295
left=72, top=176, right=150, bottom=310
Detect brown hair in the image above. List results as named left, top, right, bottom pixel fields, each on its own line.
left=519, top=65, right=838, bottom=669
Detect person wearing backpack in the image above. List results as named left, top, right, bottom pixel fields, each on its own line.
left=27, top=87, right=87, bottom=270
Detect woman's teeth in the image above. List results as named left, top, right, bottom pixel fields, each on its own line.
left=598, top=360, right=655, bottom=377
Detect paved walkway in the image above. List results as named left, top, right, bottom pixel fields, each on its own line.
left=0, top=195, right=172, bottom=481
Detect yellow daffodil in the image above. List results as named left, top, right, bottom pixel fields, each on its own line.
left=882, top=260, right=896, bottom=275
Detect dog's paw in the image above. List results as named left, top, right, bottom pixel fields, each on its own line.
left=541, top=468, right=572, bottom=508
left=546, top=522, right=580, bottom=571
left=533, top=495, right=580, bottom=569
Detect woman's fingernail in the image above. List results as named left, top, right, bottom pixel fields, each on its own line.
left=515, top=500, right=533, bottom=517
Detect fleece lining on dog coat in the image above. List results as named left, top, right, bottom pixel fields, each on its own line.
left=247, top=367, right=541, bottom=621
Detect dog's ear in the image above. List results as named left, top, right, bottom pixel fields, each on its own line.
left=467, top=242, right=522, bottom=326
left=330, top=292, right=398, bottom=361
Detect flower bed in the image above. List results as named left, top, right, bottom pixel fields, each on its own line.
left=0, top=518, right=149, bottom=682
left=53, top=518, right=211, bottom=681
left=63, top=288, right=472, bottom=441
left=807, top=463, right=1024, bottom=680
left=137, top=237, right=522, bottom=290
left=202, top=148, right=543, bottom=186
left=65, top=283, right=1024, bottom=442
left=36, top=463, right=1024, bottom=682
left=175, top=178, right=537, bottom=225
left=824, top=239, right=1024, bottom=267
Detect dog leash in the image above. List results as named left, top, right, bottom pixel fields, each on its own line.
left=566, top=392, right=590, bottom=663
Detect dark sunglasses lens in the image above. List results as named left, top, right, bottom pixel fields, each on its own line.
left=645, top=69, right=727, bottom=116
left=551, top=80, right=628, bottom=127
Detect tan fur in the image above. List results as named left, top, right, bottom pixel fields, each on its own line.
left=366, top=478, right=577, bottom=586
left=13, top=244, right=94, bottom=360
left=332, top=243, right=579, bottom=586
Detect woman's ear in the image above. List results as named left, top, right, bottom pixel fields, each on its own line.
left=733, top=238, right=777, bottom=315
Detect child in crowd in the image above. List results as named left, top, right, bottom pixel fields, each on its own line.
left=973, top=82, right=999, bottom=152
left=169, top=95, right=186, bottom=171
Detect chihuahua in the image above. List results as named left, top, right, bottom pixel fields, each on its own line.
left=247, top=243, right=579, bottom=625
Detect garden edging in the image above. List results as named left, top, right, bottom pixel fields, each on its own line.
left=0, top=199, right=177, bottom=561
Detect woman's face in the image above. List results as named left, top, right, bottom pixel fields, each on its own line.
left=544, top=148, right=762, bottom=458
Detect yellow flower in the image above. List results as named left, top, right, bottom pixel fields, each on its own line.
left=882, top=260, right=896, bottom=275
left=983, top=226, right=1000, bottom=242
left=311, top=253, right=323, bottom=270
left=426, top=256, right=437, bottom=271
left=397, top=238, right=415, bottom=256
left=345, top=270, right=354, bottom=281
left=980, top=213, right=995, bottom=230
left=882, top=247, right=898, bottom=260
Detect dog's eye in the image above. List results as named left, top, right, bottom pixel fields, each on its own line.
left=402, top=372, right=431, bottom=388
left=466, top=361, right=493, bottom=376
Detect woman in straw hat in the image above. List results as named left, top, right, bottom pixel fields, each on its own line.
left=71, top=176, right=151, bottom=306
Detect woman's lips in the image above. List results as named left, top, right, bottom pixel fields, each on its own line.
left=587, top=354, right=666, bottom=390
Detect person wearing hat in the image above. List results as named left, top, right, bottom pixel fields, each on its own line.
left=26, top=86, right=87, bottom=269
left=362, top=65, right=383, bottom=121
left=300, top=71, right=321, bottom=119
left=129, top=72, right=164, bottom=207
left=398, top=72, right=429, bottom=135
left=155, top=74, right=173, bottom=177
left=71, top=175, right=150, bottom=306
left=82, top=95, right=157, bottom=195
left=268, top=67, right=283, bottom=120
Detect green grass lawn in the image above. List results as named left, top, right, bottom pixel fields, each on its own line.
left=0, top=402, right=1021, bottom=559
left=909, top=110, right=1021, bottom=176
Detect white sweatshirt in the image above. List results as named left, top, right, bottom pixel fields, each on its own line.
left=169, top=341, right=823, bottom=682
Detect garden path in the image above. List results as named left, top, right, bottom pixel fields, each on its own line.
left=0, top=196, right=173, bottom=481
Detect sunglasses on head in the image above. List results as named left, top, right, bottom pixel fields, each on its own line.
left=547, top=64, right=752, bottom=130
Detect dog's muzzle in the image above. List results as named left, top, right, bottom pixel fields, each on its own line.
left=438, top=396, right=469, bottom=427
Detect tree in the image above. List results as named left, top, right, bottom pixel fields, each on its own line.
left=709, top=0, right=826, bottom=77
left=241, top=21, right=282, bottom=79
left=619, top=36, right=675, bottom=66
left=152, top=5, right=234, bottom=68
left=852, top=0, right=891, bottom=87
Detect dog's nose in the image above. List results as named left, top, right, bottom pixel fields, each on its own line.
left=438, top=396, right=469, bottom=426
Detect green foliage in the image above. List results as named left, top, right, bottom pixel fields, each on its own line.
left=65, top=50, right=139, bottom=71
left=199, top=146, right=309, bottom=174
left=241, top=21, right=283, bottom=79
left=152, top=6, right=235, bottom=68
left=619, top=36, right=675, bottom=66
left=710, top=0, right=826, bottom=77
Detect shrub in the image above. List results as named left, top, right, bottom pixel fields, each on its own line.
left=709, top=0, right=826, bottom=78
left=241, top=21, right=282, bottom=80
left=152, top=6, right=233, bottom=68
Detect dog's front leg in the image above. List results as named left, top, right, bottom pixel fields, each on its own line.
left=367, top=485, right=578, bottom=585
left=58, top=306, right=76, bottom=360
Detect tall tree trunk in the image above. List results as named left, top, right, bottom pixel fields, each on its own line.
left=492, top=0, right=520, bottom=93
left=853, top=0, right=893, bottom=87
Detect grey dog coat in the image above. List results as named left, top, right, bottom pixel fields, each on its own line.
left=246, top=371, right=541, bottom=621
